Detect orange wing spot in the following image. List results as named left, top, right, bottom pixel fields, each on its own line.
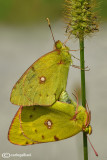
left=42, top=135, right=45, bottom=139
left=44, top=119, right=53, bottom=129
left=32, top=66, right=35, bottom=72
left=26, top=141, right=29, bottom=145
left=35, top=129, right=38, bottom=133
left=54, top=136, right=59, bottom=141
left=57, top=60, right=64, bottom=65
left=32, top=142, right=35, bottom=145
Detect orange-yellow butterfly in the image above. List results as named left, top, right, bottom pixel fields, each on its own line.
left=8, top=100, right=91, bottom=145
left=10, top=40, right=72, bottom=106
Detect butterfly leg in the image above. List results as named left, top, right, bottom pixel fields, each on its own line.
left=72, top=65, right=90, bottom=71
left=85, top=100, right=91, bottom=127
left=71, top=54, right=80, bottom=61
left=72, top=90, right=79, bottom=113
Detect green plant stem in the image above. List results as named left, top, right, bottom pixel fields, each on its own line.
left=79, top=37, right=88, bottom=160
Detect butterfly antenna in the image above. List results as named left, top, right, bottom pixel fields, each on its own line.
left=47, top=18, right=55, bottom=44
left=63, top=34, right=71, bottom=45
left=87, top=135, right=98, bottom=156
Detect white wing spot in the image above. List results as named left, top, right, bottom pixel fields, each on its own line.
left=47, top=120, right=52, bottom=126
left=41, top=77, right=45, bottom=81
left=39, top=76, right=46, bottom=83
left=44, top=119, right=52, bottom=129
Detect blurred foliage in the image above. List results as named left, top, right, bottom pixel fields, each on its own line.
left=0, top=0, right=106, bottom=25
left=97, top=0, right=107, bottom=20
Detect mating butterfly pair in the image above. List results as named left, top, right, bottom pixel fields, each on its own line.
left=8, top=40, right=91, bottom=145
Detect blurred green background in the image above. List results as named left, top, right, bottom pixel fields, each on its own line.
left=0, top=0, right=106, bottom=25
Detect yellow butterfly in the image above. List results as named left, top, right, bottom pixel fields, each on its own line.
left=10, top=40, right=72, bottom=106
left=8, top=101, right=91, bottom=145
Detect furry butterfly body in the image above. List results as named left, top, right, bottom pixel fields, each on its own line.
left=10, top=41, right=71, bottom=106
left=8, top=101, right=91, bottom=145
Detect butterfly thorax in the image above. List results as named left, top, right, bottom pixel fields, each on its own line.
left=55, top=40, right=72, bottom=65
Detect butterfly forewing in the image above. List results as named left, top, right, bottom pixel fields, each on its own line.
left=10, top=50, right=71, bottom=106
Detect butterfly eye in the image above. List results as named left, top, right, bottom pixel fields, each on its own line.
left=88, top=125, right=92, bottom=135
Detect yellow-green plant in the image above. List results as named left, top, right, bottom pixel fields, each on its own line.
left=64, top=0, right=99, bottom=159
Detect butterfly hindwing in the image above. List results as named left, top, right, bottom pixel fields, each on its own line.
left=8, top=107, right=33, bottom=145
left=8, top=101, right=87, bottom=145
left=10, top=47, right=71, bottom=106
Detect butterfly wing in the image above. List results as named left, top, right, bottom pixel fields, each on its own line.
left=8, top=102, right=87, bottom=145
left=10, top=50, right=71, bottom=106
left=8, top=107, right=29, bottom=145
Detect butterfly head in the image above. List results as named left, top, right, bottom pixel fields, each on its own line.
left=84, top=125, right=92, bottom=135
left=55, top=40, right=72, bottom=64
left=83, top=108, right=92, bottom=135
left=55, top=40, right=69, bottom=52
